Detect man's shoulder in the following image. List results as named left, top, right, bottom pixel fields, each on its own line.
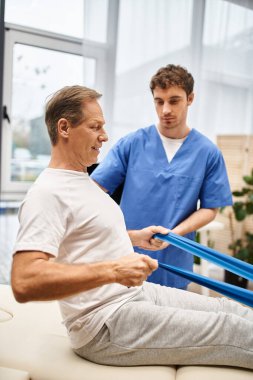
left=25, top=169, right=73, bottom=202
left=192, top=129, right=220, bottom=153
left=25, top=176, right=57, bottom=204
left=118, top=125, right=156, bottom=144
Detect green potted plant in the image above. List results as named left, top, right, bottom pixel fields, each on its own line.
left=223, top=169, right=253, bottom=288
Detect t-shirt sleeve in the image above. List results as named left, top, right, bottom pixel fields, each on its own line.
left=91, top=136, right=132, bottom=195
left=13, top=189, right=68, bottom=257
left=199, top=149, right=233, bottom=208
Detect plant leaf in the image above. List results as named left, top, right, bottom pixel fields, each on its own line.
left=243, top=175, right=253, bottom=185
left=234, top=208, right=247, bottom=221
left=246, top=202, right=253, bottom=214
left=232, top=191, right=244, bottom=197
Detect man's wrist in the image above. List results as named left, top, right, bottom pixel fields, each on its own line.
left=128, top=230, right=140, bottom=246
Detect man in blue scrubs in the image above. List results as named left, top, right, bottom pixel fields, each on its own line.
left=91, top=64, right=233, bottom=289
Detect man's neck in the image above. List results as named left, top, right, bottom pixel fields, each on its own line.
left=157, top=125, right=190, bottom=139
left=48, top=149, right=87, bottom=172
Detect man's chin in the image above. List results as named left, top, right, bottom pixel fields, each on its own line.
left=160, top=123, right=177, bottom=131
left=158, top=124, right=180, bottom=138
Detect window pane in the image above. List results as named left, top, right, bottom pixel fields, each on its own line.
left=83, top=0, right=108, bottom=43
left=199, top=0, right=253, bottom=139
left=116, top=0, right=193, bottom=74
left=113, top=0, right=193, bottom=141
left=5, top=0, right=108, bottom=42
left=203, top=0, right=253, bottom=75
left=11, top=44, right=96, bottom=182
left=5, top=0, right=84, bottom=38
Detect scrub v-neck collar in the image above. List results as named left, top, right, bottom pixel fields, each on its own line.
left=151, top=125, right=195, bottom=168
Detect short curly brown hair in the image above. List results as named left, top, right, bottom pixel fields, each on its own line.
left=150, top=64, right=194, bottom=97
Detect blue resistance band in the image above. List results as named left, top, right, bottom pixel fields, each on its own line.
left=154, top=232, right=253, bottom=308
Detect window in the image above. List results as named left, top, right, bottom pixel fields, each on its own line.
left=0, top=0, right=112, bottom=285
left=1, top=0, right=114, bottom=199
left=112, top=0, right=194, bottom=142
left=197, top=0, right=253, bottom=140
left=10, top=43, right=92, bottom=183
left=111, top=0, right=253, bottom=144
left=5, top=0, right=108, bottom=42
left=1, top=25, right=106, bottom=199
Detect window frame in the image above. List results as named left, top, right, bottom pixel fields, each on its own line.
left=1, top=23, right=107, bottom=199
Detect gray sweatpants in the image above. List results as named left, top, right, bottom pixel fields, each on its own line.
left=74, top=282, right=253, bottom=369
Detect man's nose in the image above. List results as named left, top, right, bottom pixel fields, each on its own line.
left=162, top=103, right=171, bottom=114
left=99, top=130, right=108, bottom=142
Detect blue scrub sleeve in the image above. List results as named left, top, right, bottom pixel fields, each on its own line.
left=199, top=150, right=233, bottom=208
left=91, top=135, right=132, bottom=195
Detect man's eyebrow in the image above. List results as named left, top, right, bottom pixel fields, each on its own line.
left=154, top=95, right=183, bottom=101
left=169, top=96, right=182, bottom=100
left=87, top=118, right=105, bottom=126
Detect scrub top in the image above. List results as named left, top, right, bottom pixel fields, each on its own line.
left=91, top=126, right=233, bottom=288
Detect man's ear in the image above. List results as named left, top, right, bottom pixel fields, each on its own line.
left=57, top=118, right=69, bottom=139
left=187, top=92, right=194, bottom=106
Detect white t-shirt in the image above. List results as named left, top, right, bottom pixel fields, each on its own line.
left=156, top=125, right=186, bottom=163
left=13, top=168, right=141, bottom=348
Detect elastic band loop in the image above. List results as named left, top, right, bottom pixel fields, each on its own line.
left=158, top=262, right=253, bottom=307
left=154, top=232, right=253, bottom=281
left=154, top=232, right=253, bottom=307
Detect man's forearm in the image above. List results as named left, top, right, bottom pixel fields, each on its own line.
left=11, top=252, right=118, bottom=302
left=172, top=208, right=218, bottom=236
left=11, top=251, right=157, bottom=303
